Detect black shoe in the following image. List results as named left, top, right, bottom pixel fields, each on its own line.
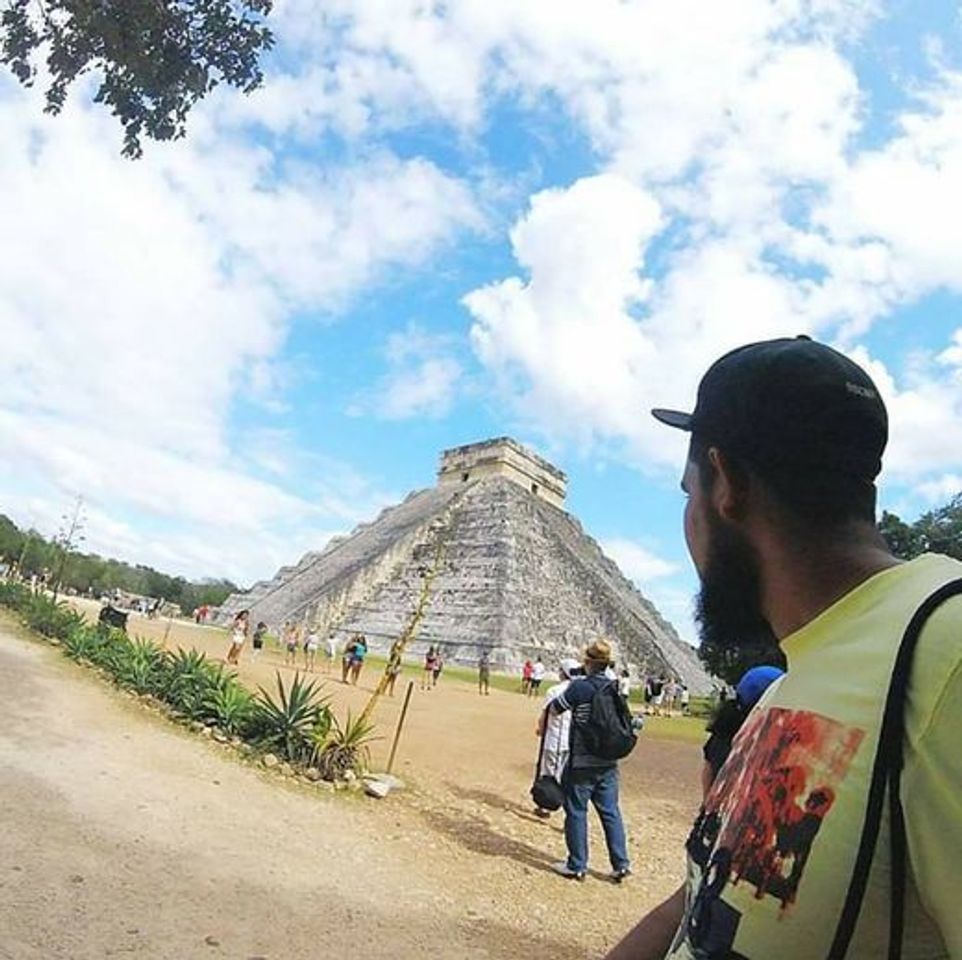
left=610, top=867, right=632, bottom=884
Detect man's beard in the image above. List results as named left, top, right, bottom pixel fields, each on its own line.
left=694, top=512, right=776, bottom=661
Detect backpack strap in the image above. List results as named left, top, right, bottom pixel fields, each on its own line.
left=828, top=577, right=962, bottom=960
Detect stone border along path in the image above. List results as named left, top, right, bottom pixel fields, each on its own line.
left=1, top=605, right=705, bottom=958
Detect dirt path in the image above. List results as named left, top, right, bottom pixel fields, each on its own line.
left=0, top=610, right=703, bottom=958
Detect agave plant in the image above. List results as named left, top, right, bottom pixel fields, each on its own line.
left=252, top=672, right=329, bottom=763
left=22, top=594, right=85, bottom=641
left=62, top=625, right=108, bottom=662
left=114, top=637, right=167, bottom=694
left=203, top=679, right=255, bottom=736
left=313, top=709, right=379, bottom=781
left=163, top=648, right=221, bottom=719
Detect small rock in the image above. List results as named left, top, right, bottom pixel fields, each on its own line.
left=343, top=769, right=357, bottom=782
left=200, top=727, right=213, bottom=739
left=315, top=780, right=334, bottom=792
left=279, top=762, right=294, bottom=777
left=364, top=773, right=405, bottom=792
left=189, top=721, right=205, bottom=732
left=204, top=935, right=220, bottom=947
left=262, top=754, right=279, bottom=769
left=230, top=737, right=242, bottom=747
left=305, top=767, right=321, bottom=782
left=212, top=730, right=228, bottom=743
left=364, top=779, right=391, bottom=799
left=69, top=874, right=84, bottom=884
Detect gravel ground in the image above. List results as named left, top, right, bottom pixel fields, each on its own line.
left=0, top=609, right=703, bottom=959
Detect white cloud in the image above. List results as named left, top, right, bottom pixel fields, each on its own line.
left=466, top=174, right=663, bottom=445
left=0, top=82, right=477, bottom=583
left=601, top=537, right=678, bottom=585
left=350, top=325, right=464, bottom=420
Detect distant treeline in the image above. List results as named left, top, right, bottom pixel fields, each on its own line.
left=0, top=514, right=238, bottom=612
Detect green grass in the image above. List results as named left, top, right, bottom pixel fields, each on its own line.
left=638, top=714, right=708, bottom=745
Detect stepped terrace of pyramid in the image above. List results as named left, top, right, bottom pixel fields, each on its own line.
left=218, top=438, right=709, bottom=691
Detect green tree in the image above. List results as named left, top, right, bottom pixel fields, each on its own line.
left=0, top=514, right=24, bottom=561
left=1, top=0, right=274, bottom=157
left=878, top=509, right=925, bottom=560
left=698, top=632, right=787, bottom=688
left=914, top=494, right=962, bottom=561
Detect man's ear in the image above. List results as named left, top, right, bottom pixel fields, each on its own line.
left=707, top=447, right=747, bottom=522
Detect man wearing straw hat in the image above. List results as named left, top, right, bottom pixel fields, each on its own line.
left=550, top=638, right=632, bottom=884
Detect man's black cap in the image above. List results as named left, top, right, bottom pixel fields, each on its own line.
left=651, top=335, right=888, bottom=483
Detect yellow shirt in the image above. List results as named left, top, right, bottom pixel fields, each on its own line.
left=667, top=554, right=962, bottom=960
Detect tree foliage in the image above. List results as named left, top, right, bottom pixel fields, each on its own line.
left=698, top=631, right=787, bottom=688
left=0, top=513, right=238, bottom=611
left=879, top=493, right=962, bottom=561
left=0, top=0, right=274, bottom=157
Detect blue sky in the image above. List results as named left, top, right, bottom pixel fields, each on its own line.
left=3, top=0, right=962, bottom=644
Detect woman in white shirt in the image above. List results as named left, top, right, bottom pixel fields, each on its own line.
left=533, top=659, right=582, bottom=817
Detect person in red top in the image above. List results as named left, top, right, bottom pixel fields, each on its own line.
left=521, top=658, right=534, bottom=694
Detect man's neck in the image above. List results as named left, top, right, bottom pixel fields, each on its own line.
left=759, top=528, right=901, bottom=640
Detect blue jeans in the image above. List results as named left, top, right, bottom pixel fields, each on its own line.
left=563, top=765, right=630, bottom=874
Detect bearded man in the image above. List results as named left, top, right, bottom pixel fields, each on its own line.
left=604, top=336, right=962, bottom=960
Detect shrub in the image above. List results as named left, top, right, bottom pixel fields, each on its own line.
left=252, top=672, right=330, bottom=763
left=164, top=648, right=222, bottom=720
left=114, top=637, right=167, bottom=695
left=0, top=584, right=85, bottom=641
left=62, top=624, right=109, bottom=663
left=313, top=709, right=379, bottom=781
left=204, top=679, right=255, bottom=736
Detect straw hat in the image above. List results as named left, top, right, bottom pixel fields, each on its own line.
left=583, top=639, right=613, bottom=666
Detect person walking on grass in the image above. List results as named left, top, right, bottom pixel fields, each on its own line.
left=349, top=633, right=367, bottom=685
left=385, top=656, right=403, bottom=696
left=605, top=336, right=962, bottom=960
left=282, top=621, right=299, bottom=667
left=340, top=636, right=356, bottom=684
left=521, top=658, right=533, bottom=694
left=550, top=639, right=633, bottom=884
left=478, top=650, right=491, bottom=695
left=325, top=633, right=337, bottom=674
left=529, top=657, right=546, bottom=696
left=421, top=646, right=438, bottom=690
left=225, top=610, right=249, bottom=666
left=251, top=620, right=267, bottom=661
left=304, top=627, right=319, bottom=672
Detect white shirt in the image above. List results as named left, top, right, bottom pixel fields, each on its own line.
left=532, top=661, right=546, bottom=681
left=538, top=681, right=572, bottom=780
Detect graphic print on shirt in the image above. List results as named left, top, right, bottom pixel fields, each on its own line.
left=680, top=707, right=864, bottom=957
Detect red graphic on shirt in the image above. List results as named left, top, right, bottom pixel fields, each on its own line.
left=697, top=707, right=864, bottom=910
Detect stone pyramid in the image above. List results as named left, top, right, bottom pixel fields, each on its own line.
left=219, top=438, right=709, bottom=690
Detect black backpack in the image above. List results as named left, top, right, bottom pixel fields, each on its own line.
left=579, top=680, right=638, bottom=761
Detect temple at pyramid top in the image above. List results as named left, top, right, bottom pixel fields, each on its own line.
left=437, top=437, right=567, bottom=508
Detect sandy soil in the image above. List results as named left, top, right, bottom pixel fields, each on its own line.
left=0, top=605, right=704, bottom=959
